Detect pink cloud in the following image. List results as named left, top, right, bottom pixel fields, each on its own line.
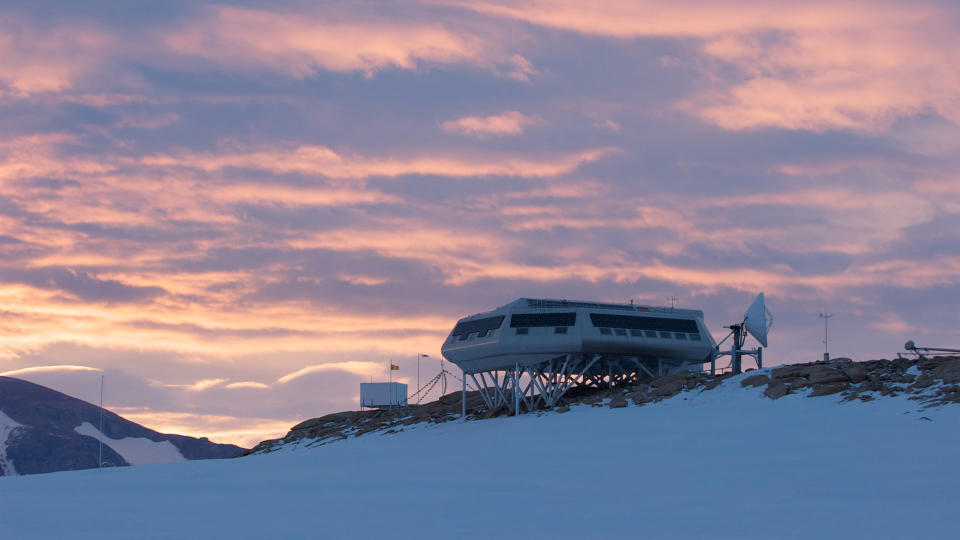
left=506, top=54, right=538, bottom=81
left=224, top=381, right=270, bottom=390
left=0, top=18, right=114, bottom=96
left=143, top=144, right=615, bottom=178
left=0, top=133, right=114, bottom=183
left=450, top=0, right=960, bottom=132
left=594, top=119, right=621, bottom=132
left=449, top=0, right=906, bottom=38
left=440, top=110, right=542, bottom=138
left=116, top=112, right=182, bottom=130
left=163, top=6, right=488, bottom=78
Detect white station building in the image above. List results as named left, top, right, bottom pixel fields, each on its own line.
left=441, top=298, right=721, bottom=413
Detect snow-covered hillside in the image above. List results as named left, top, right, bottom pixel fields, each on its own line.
left=1, top=359, right=958, bottom=539
left=74, top=422, right=186, bottom=466
left=0, top=410, right=22, bottom=476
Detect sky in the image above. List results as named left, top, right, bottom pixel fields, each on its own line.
left=1, top=0, right=959, bottom=447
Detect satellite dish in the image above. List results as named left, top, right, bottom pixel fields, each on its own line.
left=743, top=293, right=773, bottom=347
left=904, top=340, right=916, bottom=351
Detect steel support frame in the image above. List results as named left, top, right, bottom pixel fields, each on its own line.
left=465, top=353, right=703, bottom=414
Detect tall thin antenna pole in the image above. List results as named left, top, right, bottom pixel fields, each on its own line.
left=98, top=374, right=104, bottom=469
left=819, top=313, right=834, bottom=361
left=416, top=353, right=429, bottom=405
left=668, top=296, right=678, bottom=309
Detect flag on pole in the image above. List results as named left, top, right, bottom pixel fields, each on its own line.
left=390, top=363, right=399, bottom=370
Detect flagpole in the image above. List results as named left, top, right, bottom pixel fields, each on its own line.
left=416, top=353, right=429, bottom=405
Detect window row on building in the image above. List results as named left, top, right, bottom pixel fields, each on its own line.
left=451, top=312, right=702, bottom=342
left=594, top=327, right=702, bottom=340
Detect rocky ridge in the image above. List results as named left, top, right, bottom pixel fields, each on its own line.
left=243, top=355, right=960, bottom=456
left=0, top=376, right=245, bottom=475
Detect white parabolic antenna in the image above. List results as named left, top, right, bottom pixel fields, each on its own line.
left=743, top=292, right=773, bottom=347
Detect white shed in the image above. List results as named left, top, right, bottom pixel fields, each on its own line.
left=360, top=382, right=407, bottom=408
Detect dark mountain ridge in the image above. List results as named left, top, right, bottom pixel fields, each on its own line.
left=0, top=376, right=244, bottom=476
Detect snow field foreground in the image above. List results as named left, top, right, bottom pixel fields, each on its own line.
left=2, top=372, right=958, bottom=539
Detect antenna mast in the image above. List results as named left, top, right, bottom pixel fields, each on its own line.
left=819, top=313, right=834, bottom=362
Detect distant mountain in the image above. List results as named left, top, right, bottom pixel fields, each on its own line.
left=0, top=376, right=244, bottom=476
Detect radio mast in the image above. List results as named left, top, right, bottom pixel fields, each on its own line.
left=819, top=313, right=834, bottom=362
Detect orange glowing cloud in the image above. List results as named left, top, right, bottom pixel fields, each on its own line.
left=0, top=365, right=101, bottom=377
left=0, top=280, right=455, bottom=359
left=155, top=378, right=229, bottom=391
left=109, top=408, right=293, bottom=448
left=224, top=381, right=270, bottom=390
left=440, top=111, right=542, bottom=138
left=277, top=361, right=384, bottom=383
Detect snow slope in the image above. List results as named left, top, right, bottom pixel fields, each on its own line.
left=1, top=372, right=958, bottom=539
left=74, top=422, right=186, bottom=466
left=0, top=409, right=22, bottom=475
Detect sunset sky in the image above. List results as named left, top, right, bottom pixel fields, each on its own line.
left=2, top=0, right=959, bottom=447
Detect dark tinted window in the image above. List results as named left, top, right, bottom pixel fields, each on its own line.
left=589, top=313, right=699, bottom=333
left=452, top=316, right=505, bottom=339
left=629, top=329, right=644, bottom=337
left=660, top=331, right=673, bottom=338
left=674, top=332, right=687, bottom=340
left=615, top=328, right=627, bottom=336
left=510, top=312, right=576, bottom=328
left=599, top=327, right=612, bottom=335
left=554, top=327, right=568, bottom=334
left=525, top=299, right=638, bottom=311
left=645, top=330, right=658, bottom=338
left=515, top=327, right=529, bottom=335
